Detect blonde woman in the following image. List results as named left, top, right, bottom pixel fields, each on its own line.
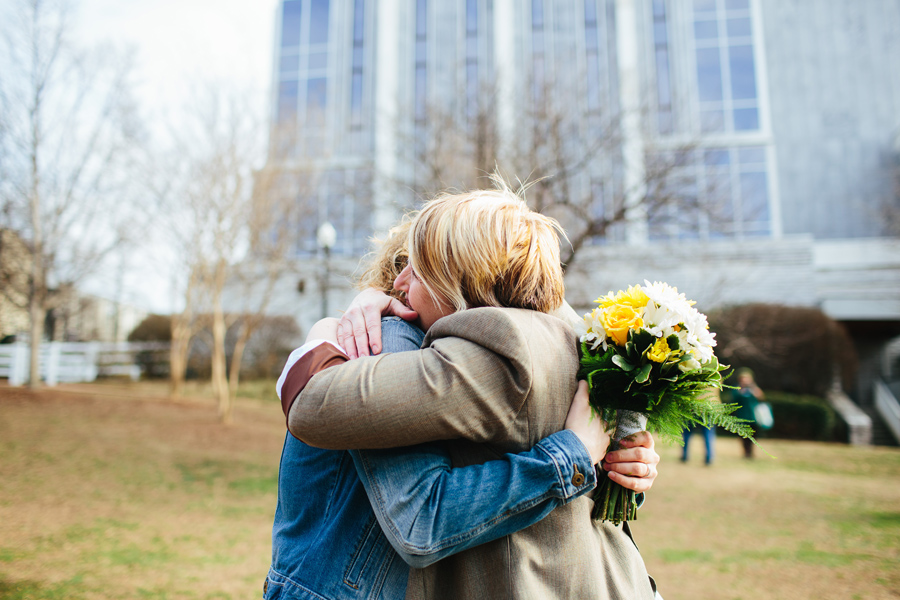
left=275, top=182, right=659, bottom=599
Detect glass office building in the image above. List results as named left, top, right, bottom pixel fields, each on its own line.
left=262, top=0, right=900, bottom=424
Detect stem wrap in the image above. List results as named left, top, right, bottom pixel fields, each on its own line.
left=613, top=409, right=648, bottom=447
left=591, top=410, right=648, bottom=523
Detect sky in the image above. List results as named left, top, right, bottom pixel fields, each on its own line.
left=69, top=0, right=280, bottom=313
left=74, top=0, right=279, bottom=121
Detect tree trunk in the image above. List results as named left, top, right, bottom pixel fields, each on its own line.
left=170, top=271, right=198, bottom=398
left=169, top=313, right=191, bottom=398
left=210, top=260, right=231, bottom=424
left=28, top=296, right=44, bottom=389
left=227, top=320, right=251, bottom=402
left=28, top=71, right=44, bottom=390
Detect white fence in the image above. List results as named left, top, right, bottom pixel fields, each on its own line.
left=0, top=341, right=169, bottom=386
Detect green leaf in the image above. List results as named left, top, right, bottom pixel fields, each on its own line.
left=635, top=363, right=652, bottom=384
left=666, top=333, right=680, bottom=350
left=631, top=329, right=655, bottom=352
left=612, top=355, right=635, bottom=371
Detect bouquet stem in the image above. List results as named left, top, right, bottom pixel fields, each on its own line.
left=591, top=410, right=647, bottom=524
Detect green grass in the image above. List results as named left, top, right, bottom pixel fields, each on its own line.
left=634, top=438, right=900, bottom=599
left=0, top=386, right=282, bottom=599
left=1, top=385, right=899, bottom=599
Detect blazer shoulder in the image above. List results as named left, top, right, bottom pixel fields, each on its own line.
left=424, top=307, right=577, bottom=358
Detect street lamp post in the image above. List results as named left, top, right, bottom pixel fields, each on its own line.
left=317, top=221, right=337, bottom=319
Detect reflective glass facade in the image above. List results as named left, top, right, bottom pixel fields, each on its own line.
left=267, top=0, right=787, bottom=256
left=691, top=0, right=760, bottom=133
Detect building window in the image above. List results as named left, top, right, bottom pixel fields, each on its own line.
left=276, top=0, right=331, bottom=153
left=532, top=0, right=545, bottom=103
left=652, top=0, right=674, bottom=134
left=281, top=0, right=303, bottom=48
left=691, top=0, right=759, bottom=133
left=465, top=0, right=478, bottom=118
left=288, top=168, right=373, bottom=256
left=350, top=0, right=365, bottom=129
left=584, top=0, right=602, bottom=114
left=414, top=0, right=428, bottom=124
left=647, top=146, right=770, bottom=240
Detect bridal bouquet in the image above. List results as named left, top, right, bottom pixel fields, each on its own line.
left=576, top=281, right=755, bottom=524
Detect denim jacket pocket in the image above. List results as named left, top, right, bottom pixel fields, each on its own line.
left=343, top=512, right=395, bottom=593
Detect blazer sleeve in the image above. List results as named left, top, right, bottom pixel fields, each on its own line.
left=286, top=308, right=540, bottom=449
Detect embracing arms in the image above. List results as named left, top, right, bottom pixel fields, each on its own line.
left=281, top=307, right=576, bottom=449
left=275, top=308, right=660, bottom=567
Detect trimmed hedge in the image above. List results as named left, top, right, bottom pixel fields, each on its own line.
left=718, top=391, right=837, bottom=441
left=764, top=392, right=837, bottom=441
left=719, top=391, right=837, bottom=441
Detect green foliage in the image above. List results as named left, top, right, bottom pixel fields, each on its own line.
left=708, top=303, right=857, bottom=396
left=578, top=338, right=753, bottom=446
left=765, top=391, right=838, bottom=441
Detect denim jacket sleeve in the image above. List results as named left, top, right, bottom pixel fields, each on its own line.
left=350, top=430, right=597, bottom=568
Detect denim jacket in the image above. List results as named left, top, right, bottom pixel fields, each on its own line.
left=264, top=317, right=597, bottom=600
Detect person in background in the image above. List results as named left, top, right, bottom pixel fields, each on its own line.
left=680, top=424, right=716, bottom=465
left=731, top=368, right=764, bottom=459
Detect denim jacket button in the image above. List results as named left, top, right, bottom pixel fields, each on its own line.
left=571, top=464, right=585, bottom=486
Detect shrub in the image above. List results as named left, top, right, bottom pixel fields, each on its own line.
left=708, top=304, right=857, bottom=397
left=764, top=391, right=838, bottom=441
left=127, top=314, right=172, bottom=341
left=127, top=314, right=172, bottom=378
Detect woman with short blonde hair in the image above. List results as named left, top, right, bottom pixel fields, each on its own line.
left=273, top=179, right=660, bottom=600
left=408, top=183, right=565, bottom=314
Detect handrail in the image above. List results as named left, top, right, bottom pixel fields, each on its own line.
left=874, top=379, right=900, bottom=444
left=826, top=385, right=873, bottom=445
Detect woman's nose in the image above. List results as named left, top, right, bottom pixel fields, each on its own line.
left=393, top=265, right=410, bottom=292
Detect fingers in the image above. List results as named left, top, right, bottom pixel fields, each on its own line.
left=617, top=430, right=655, bottom=450
left=337, top=289, right=398, bottom=359
left=336, top=308, right=369, bottom=359
left=385, top=298, right=419, bottom=321
left=604, top=460, right=654, bottom=478
left=563, top=381, right=592, bottom=433
left=603, top=445, right=658, bottom=466
left=606, top=465, right=656, bottom=493
left=565, top=381, right=590, bottom=418
left=603, top=431, right=660, bottom=493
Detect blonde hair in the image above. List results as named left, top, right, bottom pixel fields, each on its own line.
left=408, top=176, right=565, bottom=314
left=357, top=215, right=415, bottom=301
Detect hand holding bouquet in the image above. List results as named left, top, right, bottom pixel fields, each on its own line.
left=576, top=281, right=755, bottom=523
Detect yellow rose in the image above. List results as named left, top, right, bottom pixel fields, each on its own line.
left=596, top=285, right=650, bottom=310
left=647, top=337, right=671, bottom=363
left=601, top=304, right=643, bottom=346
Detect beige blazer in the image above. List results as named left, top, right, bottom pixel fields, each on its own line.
left=288, top=307, right=655, bottom=600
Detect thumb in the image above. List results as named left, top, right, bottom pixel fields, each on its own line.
left=386, top=298, right=418, bottom=320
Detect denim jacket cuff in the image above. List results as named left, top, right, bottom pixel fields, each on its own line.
left=535, top=429, right=597, bottom=502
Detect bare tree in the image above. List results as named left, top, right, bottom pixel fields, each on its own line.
left=390, top=76, right=714, bottom=267
left=147, top=85, right=309, bottom=423
left=0, top=0, right=141, bottom=387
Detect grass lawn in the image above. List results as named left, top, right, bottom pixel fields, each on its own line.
left=1, top=381, right=898, bottom=599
